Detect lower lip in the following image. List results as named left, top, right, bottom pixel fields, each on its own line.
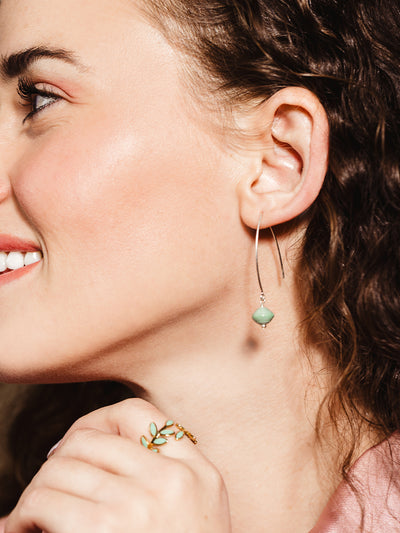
left=0, top=262, right=41, bottom=288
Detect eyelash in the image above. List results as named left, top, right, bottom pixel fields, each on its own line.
left=17, top=77, right=61, bottom=122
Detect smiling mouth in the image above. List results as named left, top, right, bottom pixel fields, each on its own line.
left=0, top=251, right=43, bottom=275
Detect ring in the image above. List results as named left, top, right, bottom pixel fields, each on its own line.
left=140, top=420, right=197, bottom=453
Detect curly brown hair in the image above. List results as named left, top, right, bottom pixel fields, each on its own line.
left=1, top=0, right=400, bottom=516
left=139, top=0, right=400, bottom=464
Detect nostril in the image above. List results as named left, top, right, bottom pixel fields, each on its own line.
left=0, top=181, right=11, bottom=202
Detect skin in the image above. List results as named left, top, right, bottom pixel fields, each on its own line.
left=0, top=0, right=240, bottom=382
left=0, top=0, right=374, bottom=531
left=5, top=400, right=232, bottom=533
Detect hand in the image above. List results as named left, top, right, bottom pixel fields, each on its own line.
left=5, top=399, right=231, bottom=533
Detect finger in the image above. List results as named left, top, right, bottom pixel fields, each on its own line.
left=5, top=489, right=100, bottom=533
left=57, top=398, right=200, bottom=461
left=51, top=427, right=152, bottom=477
left=29, top=456, right=143, bottom=505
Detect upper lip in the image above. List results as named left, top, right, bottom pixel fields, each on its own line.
left=0, top=234, right=41, bottom=252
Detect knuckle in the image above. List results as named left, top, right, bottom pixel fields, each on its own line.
left=136, top=504, right=153, bottom=528
left=42, top=455, right=72, bottom=477
left=93, top=501, right=148, bottom=533
left=22, top=486, right=49, bottom=511
left=92, top=512, right=119, bottom=533
left=116, top=397, right=157, bottom=416
left=64, top=426, right=98, bottom=449
left=112, top=398, right=163, bottom=430
left=205, top=464, right=225, bottom=492
left=130, top=494, right=155, bottom=528
left=34, top=459, right=53, bottom=482
left=28, top=457, right=62, bottom=491
left=31, top=457, right=59, bottom=486
left=119, top=397, right=148, bottom=409
left=167, top=462, right=197, bottom=494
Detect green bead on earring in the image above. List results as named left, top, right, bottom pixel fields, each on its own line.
left=252, top=213, right=284, bottom=329
left=252, top=294, right=274, bottom=328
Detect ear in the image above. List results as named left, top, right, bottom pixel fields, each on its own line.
left=236, top=87, right=329, bottom=229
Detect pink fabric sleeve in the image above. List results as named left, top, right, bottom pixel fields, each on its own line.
left=310, top=433, right=400, bottom=532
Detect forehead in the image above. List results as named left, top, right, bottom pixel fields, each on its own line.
left=0, top=0, right=141, bottom=58
left=0, top=0, right=180, bottom=97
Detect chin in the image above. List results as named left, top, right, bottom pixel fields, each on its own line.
left=0, top=355, right=78, bottom=385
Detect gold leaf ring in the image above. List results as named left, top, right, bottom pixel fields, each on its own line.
left=140, top=420, right=197, bottom=453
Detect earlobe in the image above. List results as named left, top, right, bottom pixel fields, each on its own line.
left=236, top=87, right=329, bottom=230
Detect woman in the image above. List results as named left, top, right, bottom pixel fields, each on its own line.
left=0, top=0, right=399, bottom=531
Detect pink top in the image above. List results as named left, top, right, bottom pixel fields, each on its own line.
left=311, top=433, right=400, bottom=532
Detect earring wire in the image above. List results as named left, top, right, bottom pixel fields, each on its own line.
left=255, top=213, right=285, bottom=299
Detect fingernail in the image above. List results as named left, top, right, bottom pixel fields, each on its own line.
left=47, top=439, right=62, bottom=458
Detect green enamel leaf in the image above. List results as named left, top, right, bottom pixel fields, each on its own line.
left=160, top=429, right=175, bottom=436
left=166, top=420, right=174, bottom=427
left=176, top=431, right=185, bottom=440
left=141, top=436, right=149, bottom=448
left=150, top=423, right=158, bottom=437
left=153, top=438, right=168, bottom=445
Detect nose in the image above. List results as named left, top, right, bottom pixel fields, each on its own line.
left=0, top=177, right=11, bottom=202
left=0, top=126, right=13, bottom=203
left=0, top=155, right=12, bottom=203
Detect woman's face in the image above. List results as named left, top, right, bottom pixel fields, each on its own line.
left=0, top=0, right=241, bottom=381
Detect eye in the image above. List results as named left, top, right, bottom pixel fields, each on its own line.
left=17, top=77, right=62, bottom=123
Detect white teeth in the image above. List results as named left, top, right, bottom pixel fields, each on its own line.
left=24, top=251, right=43, bottom=267
left=0, top=250, right=43, bottom=273
left=0, top=252, right=7, bottom=273
left=6, top=252, right=25, bottom=271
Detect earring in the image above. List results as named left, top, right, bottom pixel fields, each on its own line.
left=252, top=213, right=285, bottom=328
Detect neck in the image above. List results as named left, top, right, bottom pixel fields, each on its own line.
left=106, top=279, right=342, bottom=532
left=144, top=357, right=333, bottom=532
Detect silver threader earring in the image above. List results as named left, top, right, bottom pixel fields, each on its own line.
left=252, top=213, right=285, bottom=328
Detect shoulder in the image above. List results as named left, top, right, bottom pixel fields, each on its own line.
left=311, top=433, right=400, bottom=532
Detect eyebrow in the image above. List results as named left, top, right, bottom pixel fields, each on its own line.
left=1, top=46, right=87, bottom=79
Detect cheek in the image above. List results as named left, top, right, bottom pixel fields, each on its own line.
left=14, top=126, right=144, bottom=241
left=11, top=111, right=232, bottom=341
left=0, top=71, right=243, bottom=382
left=13, top=98, right=222, bottom=239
